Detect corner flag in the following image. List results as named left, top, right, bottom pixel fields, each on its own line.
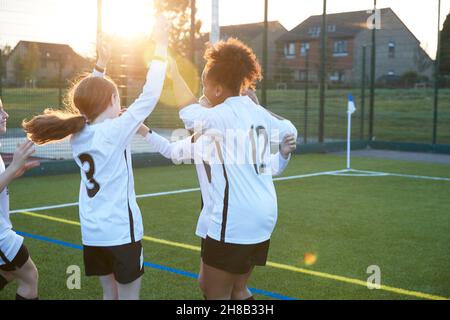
left=348, top=94, right=356, bottom=114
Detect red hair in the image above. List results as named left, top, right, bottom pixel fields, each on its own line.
left=23, top=74, right=118, bottom=145
left=204, top=38, right=262, bottom=93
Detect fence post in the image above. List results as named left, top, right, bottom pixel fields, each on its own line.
left=190, top=0, right=196, bottom=64
left=432, top=0, right=441, bottom=145
left=261, top=0, right=268, bottom=106
left=58, top=53, right=62, bottom=108
left=318, top=0, right=327, bottom=143
left=360, top=46, right=366, bottom=140
left=368, top=0, right=377, bottom=141
left=304, top=47, right=309, bottom=144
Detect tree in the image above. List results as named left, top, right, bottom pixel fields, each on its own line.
left=23, top=43, right=40, bottom=83
left=154, top=0, right=202, bottom=59
left=439, top=12, right=450, bottom=76
left=12, top=43, right=40, bottom=86
left=0, top=45, right=12, bottom=79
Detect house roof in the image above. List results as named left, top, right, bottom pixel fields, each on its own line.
left=9, top=40, right=85, bottom=61
left=278, top=7, right=392, bottom=42
left=201, top=21, right=287, bottom=44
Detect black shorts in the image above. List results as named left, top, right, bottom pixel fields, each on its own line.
left=201, top=236, right=270, bottom=275
left=0, top=244, right=30, bottom=272
left=83, top=241, right=144, bottom=284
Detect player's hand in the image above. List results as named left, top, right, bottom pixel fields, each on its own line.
left=96, top=33, right=111, bottom=69
left=152, top=15, right=169, bottom=46
left=280, top=134, right=296, bottom=159
left=11, top=140, right=40, bottom=178
left=138, top=123, right=150, bottom=137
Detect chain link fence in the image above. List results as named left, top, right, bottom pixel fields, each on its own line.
left=0, top=0, right=448, bottom=162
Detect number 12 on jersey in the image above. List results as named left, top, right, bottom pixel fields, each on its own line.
left=249, top=125, right=269, bottom=175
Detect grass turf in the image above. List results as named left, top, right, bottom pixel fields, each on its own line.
left=0, top=153, right=449, bottom=300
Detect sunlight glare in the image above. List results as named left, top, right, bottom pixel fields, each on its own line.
left=102, top=0, right=155, bottom=37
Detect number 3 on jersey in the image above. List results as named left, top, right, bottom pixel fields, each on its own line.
left=78, top=153, right=100, bottom=198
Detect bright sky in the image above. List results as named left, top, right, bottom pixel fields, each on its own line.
left=0, top=0, right=448, bottom=58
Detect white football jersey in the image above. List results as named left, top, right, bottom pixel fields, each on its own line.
left=179, top=104, right=214, bottom=238
left=70, top=60, right=166, bottom=247
left=0, top=155, right=24, bottom=265
left=147, top=97, right=297, bottom=244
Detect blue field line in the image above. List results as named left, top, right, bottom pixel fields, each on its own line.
left=16, top=230, right=298, bottom=300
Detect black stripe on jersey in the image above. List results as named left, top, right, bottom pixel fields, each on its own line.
left=220, top=164, right=229, bottom=242
left=124, top=150, right=135, bottom=243
left=249, top=125, right=258, bottom=174
left=213, top=140, right=229, bottom=243
left=0, top=249, right=11, bottom=264
left=203, top=160, right=212, bottom=184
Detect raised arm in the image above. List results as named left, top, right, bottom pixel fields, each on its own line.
left=91, top=33, right=110, bottom=78
left=169, top=57, right=197, bottom=109
left=104, top=16, right=169, bottom=147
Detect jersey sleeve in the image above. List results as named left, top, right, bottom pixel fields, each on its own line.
left=260, top=107, right=298, bottom=144
left=103, top=60, right=167, bottom=147
left=91, top=68, right=105, bottom=78
left=144, top=131, right=173, bottom=159
left=144, top=131, right=196, bottom=162
left=179, top=103, right=209, bottom=131
left=270, top=152, right=290, bottom=176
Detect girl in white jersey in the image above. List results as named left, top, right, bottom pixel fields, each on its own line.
left=0, top=98, right=40, bottom=300
left=22, top=19, right=169, bottom=300
left=142, top=44, right=297, bottom=300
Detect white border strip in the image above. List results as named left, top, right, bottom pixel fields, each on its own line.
left=10, top=168, right=450, bottom=214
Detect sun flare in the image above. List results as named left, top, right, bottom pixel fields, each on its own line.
left=102, top=0, right=155, bottom=37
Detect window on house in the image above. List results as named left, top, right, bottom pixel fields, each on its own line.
left=388, top=41, right=395, bottom=58
left=333, top=40, right=348, bottom=56
left=284, top=42, right=296, bottom=58
left=294, top=70, right=307, bottom=81
left=329, top=71, right=345, bottom=83
left=308, top=26, right=321, bottom=37
left=300, top=42, right=310, bottom=56
left=327, top=25, right=336, bottom=32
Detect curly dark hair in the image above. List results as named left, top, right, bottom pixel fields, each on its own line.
left=203, top=38, right=262, bottom=93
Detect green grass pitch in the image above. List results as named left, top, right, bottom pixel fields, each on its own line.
left=1, top=153, right=449, bottom=300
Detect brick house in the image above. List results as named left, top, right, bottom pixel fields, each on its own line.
left=5, top=41, right=89, bottom=86
left=277, top=8, right=433, bottom=86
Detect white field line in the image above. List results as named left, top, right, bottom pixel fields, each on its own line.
left=331, top=172, right=389, bottom=177
left=272, top=169, right=347, bottom=181
left=349, top=169, right=450, bottom=182
left=10, top=168, right=450, bottom=214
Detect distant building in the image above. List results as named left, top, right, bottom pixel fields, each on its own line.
left=5, top=41, right=89, bottom=86
left=277, top=8, right=433, bottom=85
left=198, top=21, right=287, bottom=82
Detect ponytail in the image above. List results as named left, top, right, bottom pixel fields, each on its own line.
left=22, top=109, right=86, bottom=145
